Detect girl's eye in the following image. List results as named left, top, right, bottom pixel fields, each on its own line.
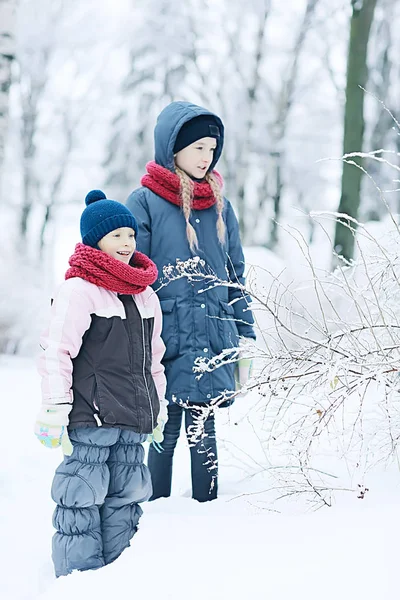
left=113, top=234, right=120, bottom=238
left=129, top=234, right=135, bottom=238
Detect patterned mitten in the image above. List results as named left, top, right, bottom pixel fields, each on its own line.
left=34, top=422, right=73, bottom=456
left=34, top=403, right=73, bottom=455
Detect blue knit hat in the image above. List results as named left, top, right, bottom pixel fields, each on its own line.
left=80, top=190, right=138, bottom=248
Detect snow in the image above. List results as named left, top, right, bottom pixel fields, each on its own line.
left=1, top=354, right=397, bottom=600
left=2, top=1, right=399, bottom=595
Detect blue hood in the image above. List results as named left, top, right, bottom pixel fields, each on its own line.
left=154, top=101, right=224, bottom=172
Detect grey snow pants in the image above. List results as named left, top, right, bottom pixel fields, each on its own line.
left=51, top=427, right=152, bottom=577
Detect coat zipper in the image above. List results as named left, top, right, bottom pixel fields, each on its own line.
left=138, top=300, right=155, bottom=432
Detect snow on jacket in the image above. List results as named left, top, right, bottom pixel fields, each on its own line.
left=38, top=277, right=167, bottom=434
left=126, top=101, right=256, bottom=405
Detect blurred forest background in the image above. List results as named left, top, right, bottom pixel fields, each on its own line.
left=0, top=0, right=399, bottom=352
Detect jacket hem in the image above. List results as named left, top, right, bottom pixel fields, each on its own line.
left=67, top=421, right=152, bottom=434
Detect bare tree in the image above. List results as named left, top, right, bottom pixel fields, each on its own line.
left=0, top=0, right=17, bottom=192
left=15, top=0, right=113, bottom=258
left=37, top=107, right=74, bottom=257
left=230, top=0, right=271, bottom=238
left=37, top=66, right=104, bottom=259
left=267, top=0, right=320, bottom=248
left=159, top=208, right=400, bottom=506
left=105, top=0, right=386, bottom=251
left=104, top=0, right=196, bottom=201
left=334, top=0, right=378, bottom=264
left=361, top=0, right=399, bottom=220
left=16, top=1, right=66, bottom=245
left=18, top=44, right=51, bottom=241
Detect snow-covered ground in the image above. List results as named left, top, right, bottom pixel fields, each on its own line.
left=1, top=355, right=397, bottom=600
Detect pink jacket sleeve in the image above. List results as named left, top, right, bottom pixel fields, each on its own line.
left=37, top=280, right=92, bottom=425
left=150, top=293, right=168, bottom=422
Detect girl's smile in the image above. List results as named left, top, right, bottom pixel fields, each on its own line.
left=97, top=227, right=136, bottom=263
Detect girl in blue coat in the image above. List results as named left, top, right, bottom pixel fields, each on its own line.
left=127, top=101, right=255, bottom=502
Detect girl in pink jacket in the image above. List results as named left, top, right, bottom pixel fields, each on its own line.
left=34, top=190, right=167, bottom=577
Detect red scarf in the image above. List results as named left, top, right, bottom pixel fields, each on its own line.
left=141, top=161, right=223, bottom=209
left=65, top=243, right=158, bottom=294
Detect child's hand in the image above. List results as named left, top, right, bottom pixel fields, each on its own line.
left=61, top=431, right=73, bottom=455
left=235, top=357, right=253, bottom=391
left=147, top=418, right=166, bottom=453
left=235, top=338, right=254, bottom=392
left=34, top=422, right=73, bottom=456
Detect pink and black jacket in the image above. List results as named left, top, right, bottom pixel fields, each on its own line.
left=38, top=277, right=167, bottom=434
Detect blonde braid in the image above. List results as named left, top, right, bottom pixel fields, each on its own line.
left=175, top=166, right=198, bottom=252
left=206, top=172, right=226, bottom=245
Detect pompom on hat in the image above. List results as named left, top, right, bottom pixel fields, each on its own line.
left=80, top=190, right=138, bottom=248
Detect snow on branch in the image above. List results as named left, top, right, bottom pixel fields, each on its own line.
left=160, top=224, right=400, bottom=507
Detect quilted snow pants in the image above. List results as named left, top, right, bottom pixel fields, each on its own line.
left=51, top=427, right=152, bottom=577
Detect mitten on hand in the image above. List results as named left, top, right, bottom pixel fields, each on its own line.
left=158, top=399, right=168, bottom=427
left=61, top=431, right=73, bottom=455
left=235, top=358, right=253, bottom=391
left=147, top=422, right=164, bottom=443
left=34, top=423, right=73, bottom=455
left=147, top=422, right=165, bottom=452
left=147, top=410, right=167, bottom=453
left=235, top=339, right=254, bottom=392
left=34, top=404, right=73, bottom=455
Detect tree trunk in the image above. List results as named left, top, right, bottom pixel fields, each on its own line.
left=266, top=0, right=319, bottom=248
left=230, top=1, right=270, bottom=241
left=334, top=0, right=378, bottom=263
left=0, top=0, right=17, bottom=190
left=18, top=45, right=51, bottom=243
left=268, top=151, right=282, bottom=249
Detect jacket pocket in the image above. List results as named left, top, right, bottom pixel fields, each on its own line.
left=217, top=300, right=239, bottom=351
left=160, top=298, right=179, bottom=361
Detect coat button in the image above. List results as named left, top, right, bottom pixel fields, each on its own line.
left=207, top=394, right=211, bottom=399
left=203, top=348, right=208, bottom=353
left=201, top=303, right=205, bottom=308
left=195, top=218, right=200, bottom=223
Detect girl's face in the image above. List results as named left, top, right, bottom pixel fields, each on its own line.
left=174, top=136, right=217, bottom=179
left=98, top=227, right=136, bottom=263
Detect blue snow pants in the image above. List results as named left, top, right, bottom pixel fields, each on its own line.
left=148, top=403, right=218, bottom=502
left=51, top=427, right=152, bottom=577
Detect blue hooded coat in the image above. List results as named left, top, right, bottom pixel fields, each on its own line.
left=126, top=101, right=255, bottom=405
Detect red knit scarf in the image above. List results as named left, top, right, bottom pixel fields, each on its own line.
left=141, top=161, right=223, bottom=209
left=65, top=243, right=158, bottom=294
